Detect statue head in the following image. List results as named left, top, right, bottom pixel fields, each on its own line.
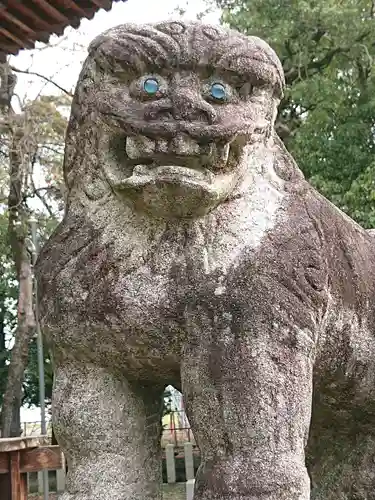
left=64, top=21, right=285, bottom=219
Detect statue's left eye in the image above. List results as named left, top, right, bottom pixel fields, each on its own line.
left=143, top=78, right=159, bottom=95
left=210, top=82, right=226, bottom=101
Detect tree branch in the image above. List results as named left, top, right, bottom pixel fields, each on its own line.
left=9, top=66, right=73, bottom=98
left=29, top=175, right=55, bottom=218
left=33, top=186, right=57, bottom=193
left=284, top=31, right=371, bottom=85
left=312, top=28, right=327, bottom=44
left=40, top=144, right=64, bottom=156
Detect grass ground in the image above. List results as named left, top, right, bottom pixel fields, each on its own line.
left=29, top=482, right=187, bottom=500
left=162, top=483, right=186, bottom=500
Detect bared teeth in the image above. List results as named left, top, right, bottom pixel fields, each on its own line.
left=125, top=135, right=231, bottom=171
left=221, top=143, right=230, bottom=163
left=170, top=135, right=200, bottom=155
left=126, top=136, right=155, bottom=159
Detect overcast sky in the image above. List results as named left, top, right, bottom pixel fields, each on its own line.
left=16, top=0, right=220, bottom=424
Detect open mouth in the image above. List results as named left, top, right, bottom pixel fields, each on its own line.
left=122, top=134, right=231, bottom=179
left=103, top=133, right=237, bottom=192
left=126, top=134, right=210, bottom=158
left=114, top=157, right=215, bottom=190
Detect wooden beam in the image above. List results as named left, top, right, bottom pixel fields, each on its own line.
left=0, top=21, right=36, bottom=47
left=54, top=0, right=87, bottom=17
left=0, top=446, right=64, bottom=474
left=0, top=41, right=19, bottom=55
left=0, top=9, right=38, bottom=38
left=0, top=27, right=33, bottom=49
left=20, top=446, right=63, bottom=473
left=90, top=0, right=113, bottom=11
left=31, top=0, right=69, bottom=24
left=0, top=436, right=49, bottom=453
left=0, top=0, right=121, bottom=58
left=10, top=2, right=53, bottom=31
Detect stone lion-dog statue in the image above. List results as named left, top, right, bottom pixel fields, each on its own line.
left=36, top=21, right=375, bottom=500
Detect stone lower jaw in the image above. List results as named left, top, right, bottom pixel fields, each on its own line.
left=131, top=164, right=214, bottom=182
left=116, top=174, right=230, bottom=220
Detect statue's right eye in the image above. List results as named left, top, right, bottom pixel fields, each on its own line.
left=209, top=82, right=226, bottom=101
left=131, top=75, right=166, bottom=101
left=143, top=78, right=160, bottom=96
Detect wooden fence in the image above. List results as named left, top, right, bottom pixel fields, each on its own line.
left=27, top=442, right=197, bottom=499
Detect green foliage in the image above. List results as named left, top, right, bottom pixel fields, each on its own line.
left=21, top=211, right=60, bottom=409
left=0, top=90, right=68, bottom=415
left=0, top=211, right=17, bottom=408
left=0, top=207, right=57, bottom=409
left=23, top=94, right=69, bottom=198
left=216, top=0, right=375, bottom=227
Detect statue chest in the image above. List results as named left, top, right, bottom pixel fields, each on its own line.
left=45, top=245, right=252, bottom=380
left=80, top=244, right=242, bottom=335
left=42, top=211, right=286, bottom=376
left=50, top=237, right=252, bottom=337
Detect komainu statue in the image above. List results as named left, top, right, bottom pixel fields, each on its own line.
left=36, top=21, right=375, bottom=500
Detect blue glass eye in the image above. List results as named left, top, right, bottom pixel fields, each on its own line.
left=143, top=78, right=159, bottom=95
left=210, top=82, right=226, bottom=101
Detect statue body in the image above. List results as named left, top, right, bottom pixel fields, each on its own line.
left=37, top=21, right=375, bottom=500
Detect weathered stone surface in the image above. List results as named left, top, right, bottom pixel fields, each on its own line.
left=36, top=21, right=375, bottom=500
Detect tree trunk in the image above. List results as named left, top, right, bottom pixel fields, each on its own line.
left=1, top=124, right=35, bottom=438
left=0, top=290, right=6, bottom=391
left=0, top=289, right=6, bottom=434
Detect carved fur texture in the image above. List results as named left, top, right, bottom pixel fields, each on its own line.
left=37, top=21, right=375, bottom=500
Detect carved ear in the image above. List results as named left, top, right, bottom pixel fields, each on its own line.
left=273, top=134, right=304, bottom=182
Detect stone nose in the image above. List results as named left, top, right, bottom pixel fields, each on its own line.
left=143, top=79, right=217, bottom=125
left=170, top=89, right=217, bottom=124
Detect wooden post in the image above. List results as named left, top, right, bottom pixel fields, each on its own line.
left=10, top=451, right=27, bottom=500
left=0, top=436, right=63, bottom=500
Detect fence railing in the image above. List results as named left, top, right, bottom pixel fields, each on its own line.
left=23, top=412, right=198, bottom=498
left=26, top=442, right=197, bottom=498
left=28, top=467, right=66, bottom=497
